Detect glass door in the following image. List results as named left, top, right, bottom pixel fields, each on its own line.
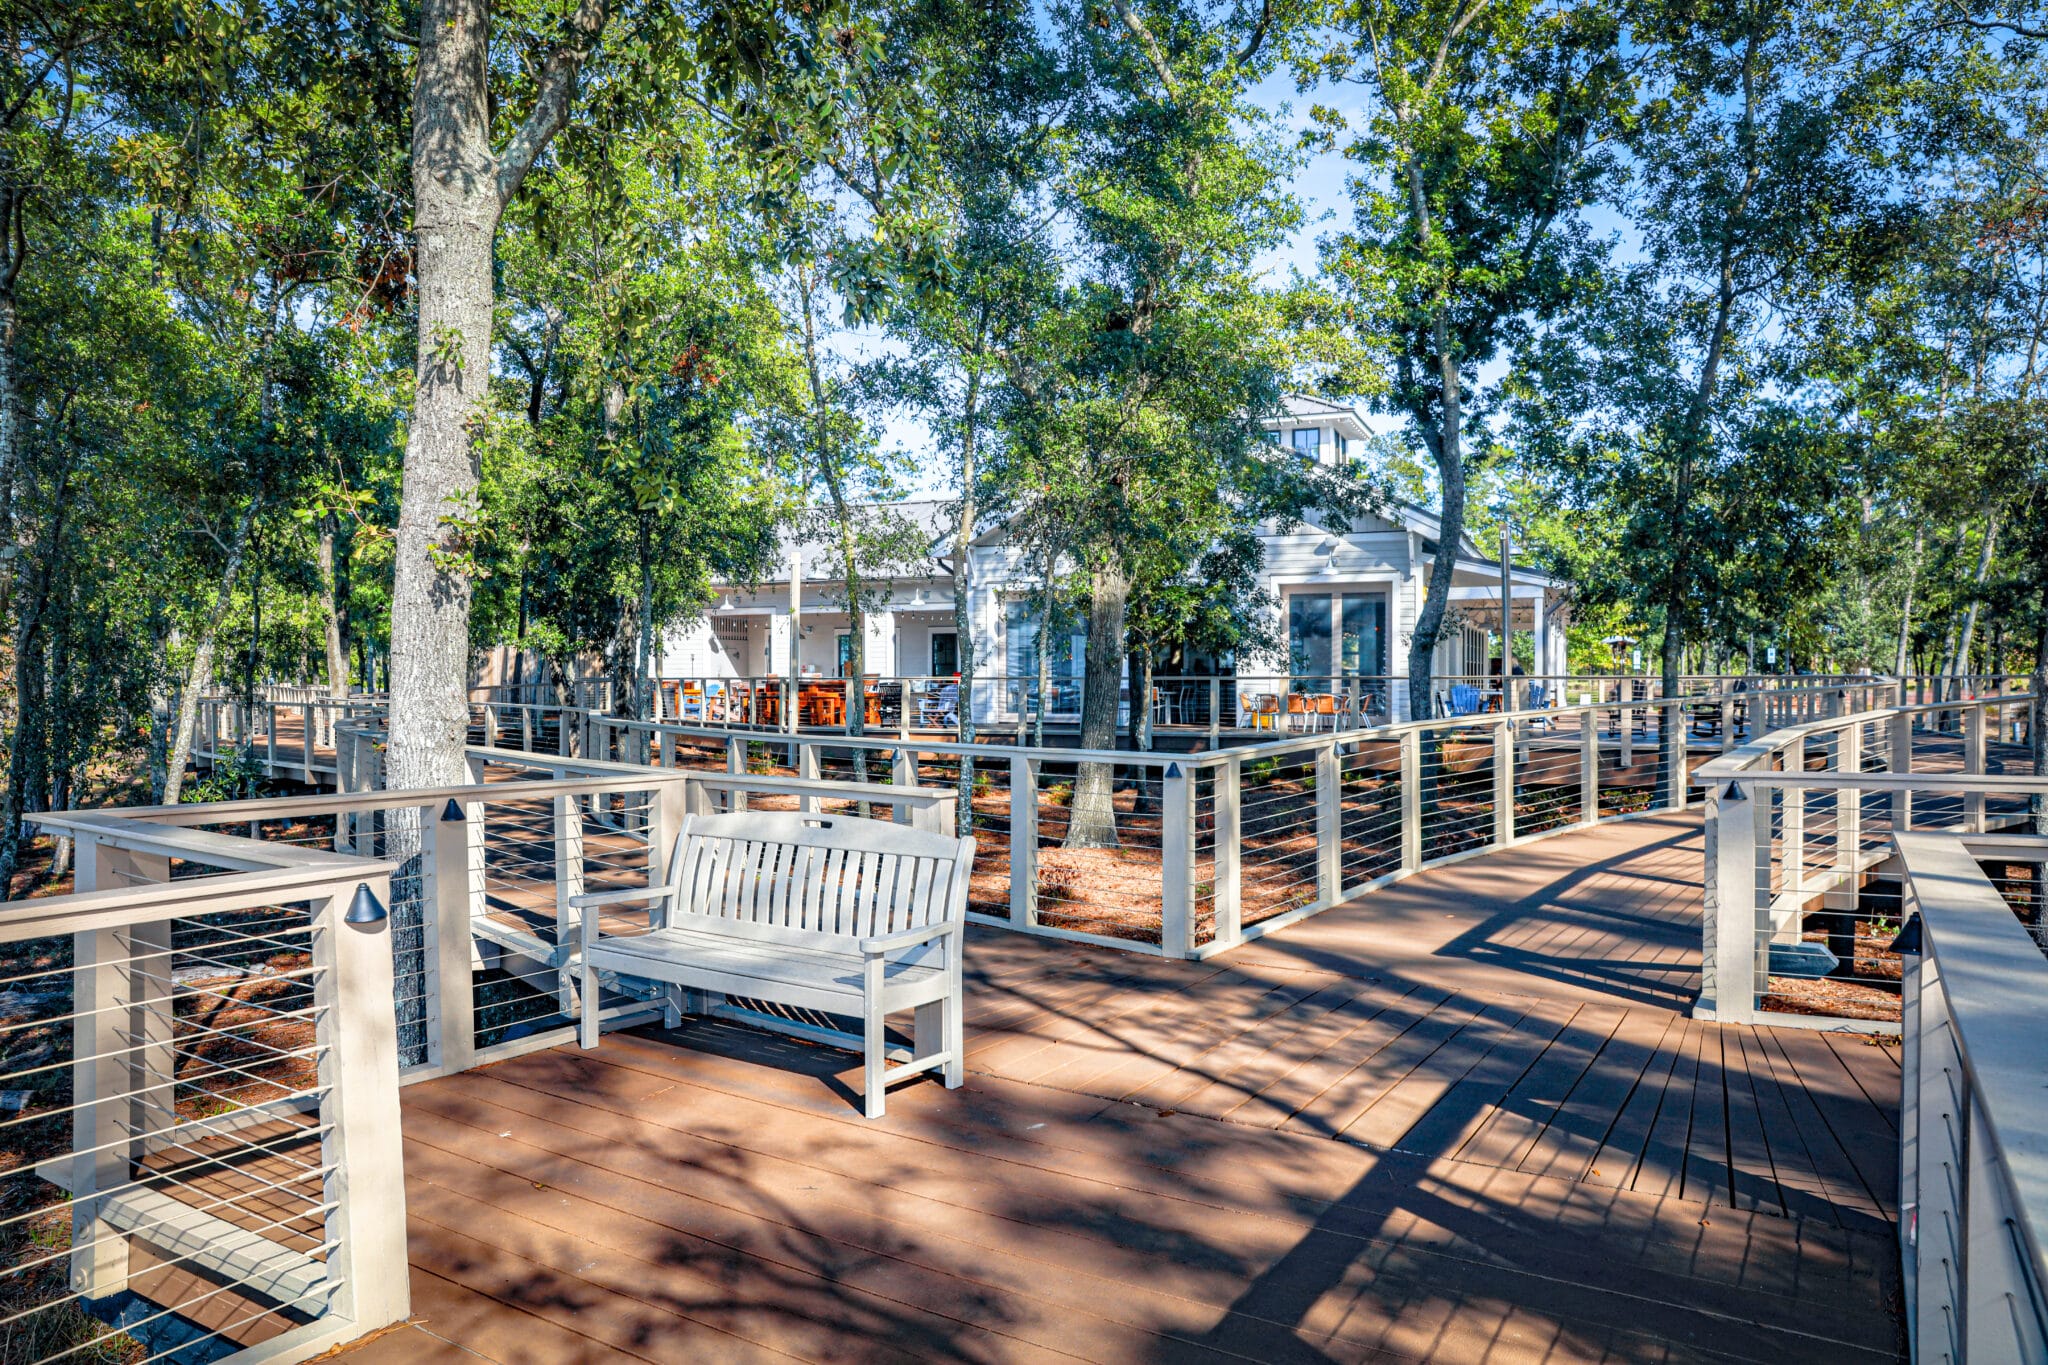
left=1287, top=595, right=1333, bottom=682
left=1339, top=594, right=1385, bottom=676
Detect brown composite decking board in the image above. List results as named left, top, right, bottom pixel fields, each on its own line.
left=1514, top=1007, right=1681, bottom=1184
left=1583, top=1014, right=1696, bottom=1193
left=399, top=1023, right=1900, bottom=1365
left=318, top=807, right=1907, bottom=1363
left=1334, top=1000, right=1539, bottom=1147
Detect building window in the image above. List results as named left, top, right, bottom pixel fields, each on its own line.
left=930, top=632, right=958, bottom=677
left=1289, top=591, right=1388, bottom=682
left=836, top=633, right=853, bottom=677
left=1291, top=427, right=1321, bottom=461
left=1005, top=599, right=1077, bottom=688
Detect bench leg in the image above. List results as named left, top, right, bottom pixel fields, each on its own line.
left=863, top=962, right=886, bottom=1118
left=578, top=955, right=599, bottom=1049
left=915, top=997, right=963, bottom=1090
left=945, top=990, right=963, bottom=1088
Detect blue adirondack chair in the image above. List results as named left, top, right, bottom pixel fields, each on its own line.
left=1449, top=684, right=1482, bottom=716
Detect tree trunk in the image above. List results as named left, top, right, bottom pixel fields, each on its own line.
left=164, top=497, right=260, bottom=804
left=2029, top=582, right=2046, bottom=940
left=318, top=512, right=349, bottom=699
left=1032, top=565, right=1055, bottom=749
left=0, top=283, right=18, bottom=632
left=1949, top=508, right=1998, bottom=696
left=1066, top=559, right=1129, bottom=850
left=1894, top=524, right=1922, bottom=679
left=952, top=352, right=984, bottom=838
left=635, top=516, right=654, bottom=719
left=243, top=527, right=263, bottom=715
left=388, top=0, right=605, bottom=795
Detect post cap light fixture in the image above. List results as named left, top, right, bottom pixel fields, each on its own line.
left=345, top=883, right=388, bottom=925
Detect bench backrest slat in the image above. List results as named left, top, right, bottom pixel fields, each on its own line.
left=658, top=811, right=971, bottom=943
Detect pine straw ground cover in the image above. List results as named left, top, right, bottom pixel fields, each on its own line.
left=0, top=914, right=326, bottom=1365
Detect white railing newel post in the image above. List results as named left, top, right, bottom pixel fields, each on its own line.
left=1162, top=762, right=1195, bottom=957
left=1492, top=720, right=1514, bottom=846
left=421, top=799, right=477, bottom=1078
left=1215, top=754, right=1242, bottom=948
left=313, top=871, right=412, bottom=1333
left=1009, top=756, right=1037, bottom=927
left=1317, top=741, right=1342, bottom=902
left=1399, top=729, right=1422, bottom=872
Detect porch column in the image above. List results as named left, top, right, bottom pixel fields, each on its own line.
left=1532, top=590, right=1548, bottom=682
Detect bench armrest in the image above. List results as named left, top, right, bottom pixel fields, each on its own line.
left=860, top=920, right=959, bottom=955
left=567, top=885, right=676, bottom=911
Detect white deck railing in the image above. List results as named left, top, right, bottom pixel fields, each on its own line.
left=543, top=680, right=1896, bottom=957
left=1894, top=831, right=2048, bottom=1359
left=466, top=669, right=1951, bottom=737
left=0, top=814, right=410, bottom=1363
left=1695, top=691, right=2041, bottom=1028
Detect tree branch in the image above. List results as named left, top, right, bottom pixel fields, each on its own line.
left=1945, top=13, right=2048, bottom=38
left=495, top=0, right=610, bottom=206
left=1111, top=0, right=1178, bottom=100
left=1233, top=0, right=1272, bottom=65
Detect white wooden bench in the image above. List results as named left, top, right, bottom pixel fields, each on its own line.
left=568, top=811, right=974, bottom=1117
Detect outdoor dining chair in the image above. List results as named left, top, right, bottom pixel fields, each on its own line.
left=920, top=682, right=960, bottom=729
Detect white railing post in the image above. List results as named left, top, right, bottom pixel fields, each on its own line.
left=891, top=746, right=915, bottom=799
left=1493, top=719, right=1514, bottom=845
left=1826, top=723, right=1862, bottom=919
left=1581, top=705, right=1600, bottom=825
left=1964, top=704, right=1986, bottom=833
left=1892, top=707, right=1915, bottom=830
left=648, top=774, right=687, bottom=886
left=68, top=837, right=172, bottom=1296
left=1698, top=777, right=1760, bottom=1024
left=1784, top=737, right=1807, bottom=896
left=1399, top=729, right=1422, bottom=872
left=313, top=871, right=412, bottom=1334
left=1208, top=677, right=1222, bottom=744
left=1161, top=762, right=1195, bottom=957
left=1666, top=699, right=1688, bottom=811
left=1214, top=753, right=1242, bottom=947
left=1009, top=756, right=1037, bottom=927
left=725, top=734, right=748, bottom=811
left=1317, top=741, right=1342, bottom=902
left=797, top=741, right=821, bottom=814
left=421, top=798, right=477, bottom=1077
left=553, top=788, right=586, bottom=1019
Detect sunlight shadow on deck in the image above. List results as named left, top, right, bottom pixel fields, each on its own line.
left=1237, top=814, right=1708, bottom=1012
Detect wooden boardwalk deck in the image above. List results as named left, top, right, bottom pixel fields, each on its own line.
left=340, top=810, right=1906, bottom=1364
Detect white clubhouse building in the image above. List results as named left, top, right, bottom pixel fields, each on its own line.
left=658, top=398, right=1570, bottom=724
